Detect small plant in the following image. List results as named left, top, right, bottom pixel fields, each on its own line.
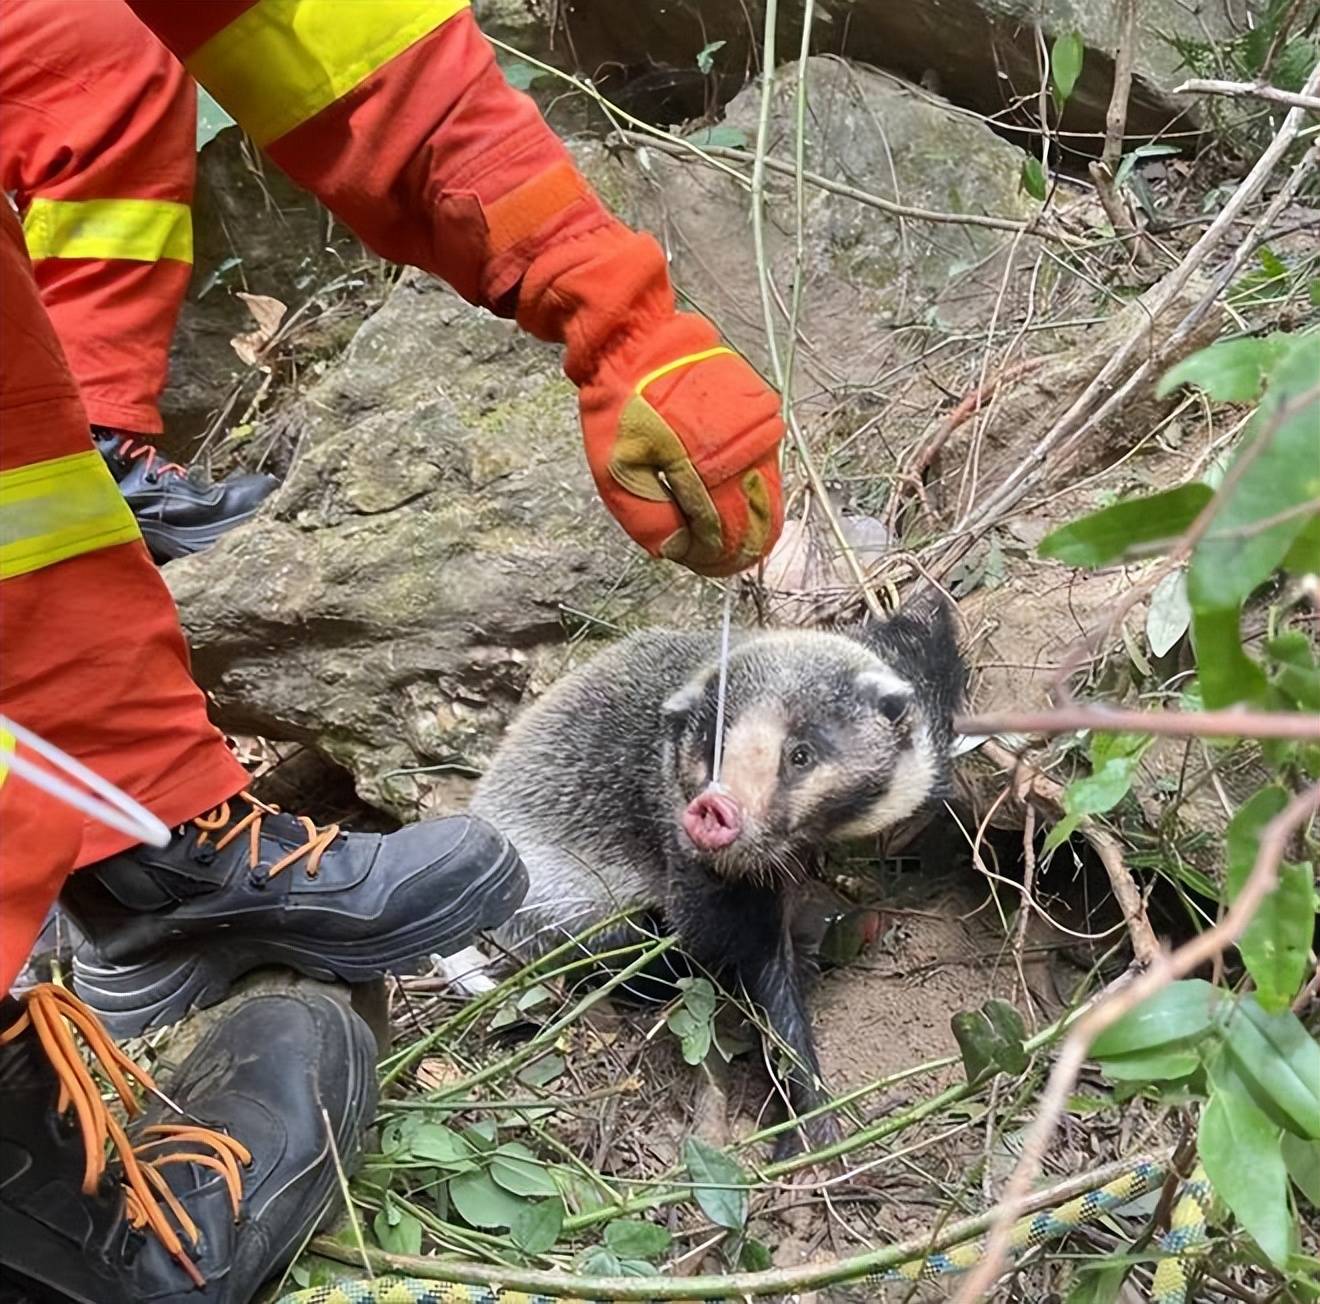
left=1036, top=327, right=1320, bottom=1293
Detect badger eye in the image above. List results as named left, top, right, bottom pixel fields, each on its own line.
left=788, top=742, right=815, bottom=769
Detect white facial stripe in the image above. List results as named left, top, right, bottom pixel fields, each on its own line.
left=832, top=724, right=938, bottom=839
left=720, top=707, right=785, bottom=820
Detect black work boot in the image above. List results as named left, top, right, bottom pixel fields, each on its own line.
left=63, top=790, right=528, bottom=1037
left=93, top=427, right=277, bottom=563
left=0, top=983, right=375, bottom=1304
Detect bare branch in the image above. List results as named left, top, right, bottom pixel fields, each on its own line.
left=956, top=59, right=1320, bottom=538
left=1172, top=77, right=1320, bottom=114
left=611, top=129, right=1077, bottom=245
left=980, top=740, right=1159, bottom=966
left=960, top=706, right=1320, bottom=743
left=952, top=780, right=1320, bottom=1303
left=1089, top=0, right=1140, bottom=239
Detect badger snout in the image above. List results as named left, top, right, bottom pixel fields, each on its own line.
left=682, top=788, right=743, bottom=851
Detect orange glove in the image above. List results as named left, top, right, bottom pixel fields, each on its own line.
left=515, top=221, right=784, bottom=577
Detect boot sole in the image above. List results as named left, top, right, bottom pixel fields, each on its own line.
left=71, top=836, right=528, bottom=1038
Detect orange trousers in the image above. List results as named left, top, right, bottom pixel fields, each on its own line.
left=0, top=0, right=195, bottom=436
left=0, top=194, right=247, bottom=995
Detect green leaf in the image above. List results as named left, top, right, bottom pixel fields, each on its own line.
left=1226, top=788, right=1317, bottom=1012
left=680, top=976, right=718, bottom=1022
left=510, top=1198, right=564, bottom=1255
left=490, top=1143, right=560, bottom=1198
left=196, top=87, right=235, bottom=150
left=740, top=1238, right=774, bottom=1271
left=410, top=1124, right=475, bottom=1168
left=695, top=39, right=726, bottom=74
left=1283, top=513, right=1320, bottom=573
left=372, top=1205, right=422, bottom=1256
left=1283, top=1134, right=1320, bottom=1205
left=450, top=1168, right=529, bottom=1229
left=516, top=1053, right=565, bottom=1090
left=1090, top=979, right=1224, bottom=1057
left=1050, top=30, right=1085, bottom=103
left=1067, top=1260, right=1131, bottom=1304
left=683, top=1137, right=748, bottom=1230
left=1187, top=335, right=1320, bottom=614
left=983, top=999, right=1029, bottom=1073
left=1269, top=633, right=1320, bottom=711
left=1200, top=1057, right=1293, bottom=1267
left=1146, top=569, right=1192, bottom=657
left=685, top=124, right=749, bottom=149
left=952, top=1010, right=997, bottom=1082
left=1043, top=736, right=1151, bottom=853
left=1190, top=604, right=1267, bottom=709
left=1157, top=334, right=1297, bottom=402
left=1039, top=485, right=1212, bottom=567
left=577, top=1246, right=624, bottom=1276
left=604, top=1219, right=672, bottom=1260
left=1113, top=143, right=1181, bottom=191
left=1020, top=156, right=1048, bottom=201
left=1096, top=1046, right=1201, bottom=1082
left=1222, top=998, right=1320, bottom=1139
left=462, top=1121, right=498, bottom=1152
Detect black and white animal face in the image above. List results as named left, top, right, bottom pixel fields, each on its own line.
left=661, top=623, right=957, bottom=881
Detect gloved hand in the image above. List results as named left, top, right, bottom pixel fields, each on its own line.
left=515, top=221, right=785, bottom=577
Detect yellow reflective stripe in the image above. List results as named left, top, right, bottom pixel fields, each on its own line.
left=188, top=0, right=470, bottom=147
left=634, top=346, right=735, bottom=396
left=0, top=451, right=141, bottom=580
left=22, top=198, right=193, bottom=265
left=0, top=727, right=13, bottom=789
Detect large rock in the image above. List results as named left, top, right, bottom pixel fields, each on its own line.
left=162, top=129, right=374, bottom=452
left=167, top=272, right=704, bottom=820
left=608, top=57, right=1038, bottom=422
left=546, top=0, right=1251, bottom=139
left=168, top=59, right=1037, bottom=818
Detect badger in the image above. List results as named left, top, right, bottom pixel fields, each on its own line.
left=467, top=599, right=966, bottom=1151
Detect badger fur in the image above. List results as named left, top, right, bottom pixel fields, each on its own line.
left=470, top=599, right=966, bottom=1150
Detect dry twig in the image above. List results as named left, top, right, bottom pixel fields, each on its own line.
left=1171, top=76, right=1320, bottom=114
left=956, top=59, right=1320, bottom=538
left=612, top=129, right=1077, bottom=245
left=980, top=740, right=1159, bottom=966
left=1089, top=0, right=1140, bottom=241
left=960, top=705, right=1320, bottom=743
left=952, top=780, right=1320, bottom=1303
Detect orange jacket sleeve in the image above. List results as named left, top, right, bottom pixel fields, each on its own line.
left=123, top=1, right=615, bottom=314
left=125, top=0, right=784, bottom=574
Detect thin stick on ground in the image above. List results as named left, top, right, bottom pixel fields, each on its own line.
left=1089, top=0, right=1139, bottom=240
left=308, top=1152, right=1166, bottom=1298
left=951, top=779, right=1320, bottom=1304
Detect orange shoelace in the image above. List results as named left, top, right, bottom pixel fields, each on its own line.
left=193, top=789, right=340, bottom=880
left=0, top=984, right=251, bottom=1288
left=114, top=436, right=187, bottom=480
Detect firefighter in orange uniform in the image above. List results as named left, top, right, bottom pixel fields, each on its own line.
left=0, top=1, right=784, bottom=1299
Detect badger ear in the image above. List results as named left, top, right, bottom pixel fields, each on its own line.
left=662, top=672, right=711, bottom=720
left=853, top=592, right=965, bottom=706
left=854, top=670, right=912, bottom=723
